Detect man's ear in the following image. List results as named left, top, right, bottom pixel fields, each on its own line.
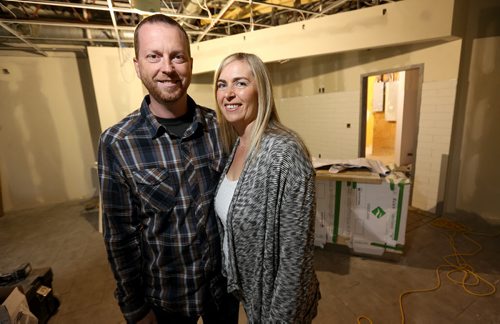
left=190, top=57, right=193, bottom=72
left=133, top=57, right=141, bottom=78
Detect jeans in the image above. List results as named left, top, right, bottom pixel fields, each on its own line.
left=151, top=292, right=239, bottom=324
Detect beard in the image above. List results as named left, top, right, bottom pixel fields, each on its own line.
left=141, top=74, right=190, bottom=105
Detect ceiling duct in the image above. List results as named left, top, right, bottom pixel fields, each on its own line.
left=180, top=0, right=204, bottom=25
left=130, top=0, right=161, bottom=13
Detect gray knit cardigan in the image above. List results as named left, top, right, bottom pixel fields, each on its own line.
left=215, top=128, right=321, bottom=324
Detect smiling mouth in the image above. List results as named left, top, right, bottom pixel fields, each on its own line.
left=157, top=79, right=179, bottom=85
left=225, top=104, right=241, bottom=111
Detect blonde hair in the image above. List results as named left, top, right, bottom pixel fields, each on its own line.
left=214, top=53, right=290, bottom=156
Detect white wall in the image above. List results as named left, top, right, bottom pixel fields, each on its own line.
left=278, top=91, right=360, bottom=159
left=0, top=52, right=96, bottom=212
left=413, top=80, right=457, bottom=212
left=271, top=40, right=462, bottom=213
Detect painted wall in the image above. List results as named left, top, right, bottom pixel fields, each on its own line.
left=365, top=76, right=376, bottom=156
left=190, top=72, right=217, bottom=109
left=0, top=47, right=213, bottom=214
left=87, top=47, right=144, bottom=132
left=278, top=91, right=360, bottom=160
left=0, top=52, right=97, bottom=212
left=87, top=47, right=217, bottom=134
left=448, top=0, right=500, bottom=223
left=271, top=40, right=461, bottom=212
left=191, top=0, right=458, bottom=74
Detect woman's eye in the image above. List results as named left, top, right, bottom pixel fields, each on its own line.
left=216, top=83, right=227, bottom=90
left=235, top=81, right=248, bottom=88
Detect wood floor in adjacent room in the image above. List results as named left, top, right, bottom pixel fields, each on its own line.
left=1, top=200, right=499, bottom=324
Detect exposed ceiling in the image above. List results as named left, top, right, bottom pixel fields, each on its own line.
left=0, top=0, right=401, bottom=56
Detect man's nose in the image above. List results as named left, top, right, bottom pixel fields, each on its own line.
left=160, top=58, right=175, bottom=73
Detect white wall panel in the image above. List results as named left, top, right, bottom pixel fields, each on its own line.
left=412, top=79, right=457, bottom=212
left=278, top=91, right=360, bottom=159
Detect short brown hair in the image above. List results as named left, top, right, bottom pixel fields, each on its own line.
left=133, top=14, right=191, bottom=58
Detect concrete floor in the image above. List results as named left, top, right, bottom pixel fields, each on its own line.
left=1, top=199, right=499, bottom=324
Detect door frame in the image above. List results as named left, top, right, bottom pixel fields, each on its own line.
left=359, top=64, right=424, bottom=157
left=358, top=64, right=424, bottom=203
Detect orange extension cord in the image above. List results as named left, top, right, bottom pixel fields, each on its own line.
left=356, top=218, right=499, bottom=324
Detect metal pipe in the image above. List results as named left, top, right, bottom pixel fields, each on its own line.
left=0, top=35, right=133, bottom=43
left=82, top=0, right=94, bottom=46
left=0, top=18, right=226, bottom=38
left=0, top=18, right=135, bottom=31
left=236, top=0, right=318, bottom=16
left=3, top=0, right=269, bottom=28
left=197, top=0, right=237, bottom=42
left=0, top=21, right=47, bottom=55
left=0, top=42, right=86, bottom=52
left=106, top=0, right=121, bottom=47
left=4, top=0, right=146, bottom=13
left=313, top=0, right=350, bottom=17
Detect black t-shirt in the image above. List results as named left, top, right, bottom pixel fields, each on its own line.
left=156, top=107, right=194, bottom=138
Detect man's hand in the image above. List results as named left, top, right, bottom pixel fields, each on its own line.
left=136, top=310, right=157, bottom=324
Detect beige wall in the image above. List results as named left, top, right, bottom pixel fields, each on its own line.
left=190, top=72, right=217, bottom=109
left=448, top=0, right=500, bottom=223
left=457, top=36, right=500, bottom=223
left=87, top=47, right=144, bottom=132
left=192, top=0, right=458, bottom=74
left=87, top=47, right=217, bottom=133
left=0, top=52, right=97, bottom=212
left=0, top=47, right=213, bottom=214
left=272, top=40, right=461, bottom=97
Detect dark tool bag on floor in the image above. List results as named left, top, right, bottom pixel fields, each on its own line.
left=0, top=267, right=59, bottom=324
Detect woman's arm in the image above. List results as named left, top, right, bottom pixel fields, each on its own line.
left=268, top=143, right=319, bottom=323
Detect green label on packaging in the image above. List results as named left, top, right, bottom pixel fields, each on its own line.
left=333, top=181, right=342, bottom=243
left=371, top=206, right=386, bottom=218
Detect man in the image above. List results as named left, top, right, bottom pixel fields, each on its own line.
left=98, top=14, right=238, bottom=324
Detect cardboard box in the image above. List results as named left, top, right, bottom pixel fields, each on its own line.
left=0, top=268, right=58, bottom=324
left=0, top=287, right=38, bottom=324
left=315, top=171, right=410, bottom=256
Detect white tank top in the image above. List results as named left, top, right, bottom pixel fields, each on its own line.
left=214, top=175, right=238, bottom=271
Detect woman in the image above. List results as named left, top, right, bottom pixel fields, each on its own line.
left=213, top=53, right=320, bottom=323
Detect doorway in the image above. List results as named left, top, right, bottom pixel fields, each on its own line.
left=359, top=66, right=423, bottom=172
